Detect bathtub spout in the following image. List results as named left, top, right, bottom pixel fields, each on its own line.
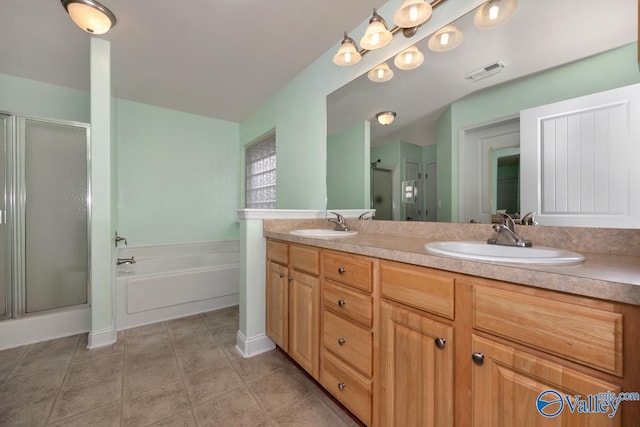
left=117, top=256, right=136, bottom=265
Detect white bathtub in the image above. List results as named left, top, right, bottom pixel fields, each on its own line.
left=115, top=241, right=239, bottom=330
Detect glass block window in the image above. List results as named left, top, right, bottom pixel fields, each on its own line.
left=245, top=134, right=276, bottom=208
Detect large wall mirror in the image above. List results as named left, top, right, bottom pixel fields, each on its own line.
left=327, top=0, right=639, bottom=227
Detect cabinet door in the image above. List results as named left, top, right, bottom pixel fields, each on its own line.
left=472, top=335, right=621, bottom=427
left=289, top=270, right=320, bottom=378
left=379, top=301, right=454, bottom=427
left=266, top=261, right=288, bottom=351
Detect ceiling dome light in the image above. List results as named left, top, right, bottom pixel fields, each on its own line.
left=376, top=111, right=397, bottom=126
left=428, top=24, right=463, bottom=52
left=368, top=62, right=394, bottom=83
left=393, top=0, right=433, bottom=28
left=474, top=0, right=518, bottom=30
left=333, top=32, right=362, bottom=66
left=360, top=9, right=393, bottom=51
left=393, top=45, right=424, bottom=70
left=61, top=0, right=116, bottom=35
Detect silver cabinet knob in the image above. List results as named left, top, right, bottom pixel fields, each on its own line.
left=288, top=275, right=293, bottom=282
left=338, top=383, right=346, bottom=391
left=435, top=338, right=446, bottom=349
left=472, top=352, right=485, bottom=365
left=338, top=267, right=346, bottom=274
left=338, top=338, right=346, bottom=346
left=279, top=273, right=284, bottom=278
left=337, top=299, right=346, bottom=307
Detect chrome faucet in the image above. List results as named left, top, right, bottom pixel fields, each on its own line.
left=358, top=211, right=373, bottom=220
left=487, top=212, right=532, bottom=247
left=328, top=212, right=349, bottom=231
left=520, top=211, right=538, bottom=226
left=116, top=256, right=136, bottom=265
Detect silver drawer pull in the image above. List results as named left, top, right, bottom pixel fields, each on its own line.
left=279, top=273, right=284, bottom=278
left=338, top=383, right=346, bottom=391
left=338, top=267, right=346, bottom=274
left=472, top=352, right=485, bottom=366
left=435, top=338, right=446, bottom=349
left=337, top=299, right=346, bottom=307
left=338, top=338, right=346, bottom=346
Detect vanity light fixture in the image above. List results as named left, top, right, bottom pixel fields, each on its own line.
left=61, top=0, right=116, bottom=34
left=360, top=9, right=394, bottom=51
left=474, top=0, right=518, bottom=30
left=394, top=0, right=433, bottom=29
left=333, top=32, right=362, bottom=66
left=368, top=62, right=394, bottom=83
left=376, top=111, right=397, bottom=126
left=428, top=24, right=463, bottom=52
left=394, top=45, right=424, bottom=70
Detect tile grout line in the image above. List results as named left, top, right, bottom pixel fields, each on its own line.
left=43, top=335, right=82, bottom=426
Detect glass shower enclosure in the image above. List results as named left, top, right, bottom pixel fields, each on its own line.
left=1, top=113, right=89, bottom=320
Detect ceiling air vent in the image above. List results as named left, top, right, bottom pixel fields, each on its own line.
left=464, top=60, right=505, bottom=82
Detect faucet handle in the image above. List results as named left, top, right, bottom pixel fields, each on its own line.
left=521, top=211, right=538, bottom=226
left=329, top=212, right=345, bottom=224
left=495, top=212, right=516, bottom=230
left=358, top=212, right=372, bottom=220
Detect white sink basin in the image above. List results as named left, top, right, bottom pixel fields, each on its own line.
left=289, top=229, right=358, bottom=238
left=424, top=241, right=584, bottom=265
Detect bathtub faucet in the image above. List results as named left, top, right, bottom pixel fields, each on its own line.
left=116, top=256, right=136, bottom=265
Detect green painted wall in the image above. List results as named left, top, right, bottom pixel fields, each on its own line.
left=239, top=0, right=483, bottom=211
left=116, top=99, right=240, bottom=245
left=327, top=121, right=370, bottom=209
left=0, top=74, right=89, bottom=123
left=437, top=43, right=640, bottom=221
left=422, top=144, right=437, bottom=163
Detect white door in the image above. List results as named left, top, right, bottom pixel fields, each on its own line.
left=424, top=162, right=437, bottom=222
left=460, top=119, right=520, bottom=224
left=404, top=160, right=420, bottom=220
left=521, top=83, right=640, bottom=228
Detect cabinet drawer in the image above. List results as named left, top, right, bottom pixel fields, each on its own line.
left=323, top=280, right=373, bottom=328
left=267, top=240, right=288, bottom=265
left=380, top=261, right=455, bottom=320
left=289, top=244, right=320, bottom=275
left=474, top=284, right=623, bottom=376
left=323, top=250, right=372, bottom=292
left=323, top=311, right=372, bottom=377
left=321, top=351, right=372, bottom=426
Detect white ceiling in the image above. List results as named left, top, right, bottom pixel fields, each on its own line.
left=328, top=0, right=638, bottom=146
left=0, top=0, right=384, bottom=122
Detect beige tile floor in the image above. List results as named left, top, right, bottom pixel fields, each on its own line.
left=0, top=306, right=360, bottom=426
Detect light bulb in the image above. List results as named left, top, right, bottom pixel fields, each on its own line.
left=409, top=6, right=418, bottom=21
left=440, top=33, right=449, bottom=46
left=377, top=69, right=384, bottom=79
left=489, top=5, right=499, bottom=20
left=405, top=52, right=413, bottom=64
left=344, top=52, right=352, bottom=63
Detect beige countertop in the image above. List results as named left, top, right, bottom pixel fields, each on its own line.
left=263, top=219, right=640, bottom=307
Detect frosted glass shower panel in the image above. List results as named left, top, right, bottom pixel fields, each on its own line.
left=24, top=119, right=88, bottom=313
left=0, top=115, right=7, bottom=317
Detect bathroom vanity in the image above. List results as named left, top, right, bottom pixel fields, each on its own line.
left=264, top=219, right=640, bottom=427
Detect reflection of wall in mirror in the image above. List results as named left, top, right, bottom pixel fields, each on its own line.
left=436, top=43, right=640, bottom=223
left=327, top=121, right=369, bottom=210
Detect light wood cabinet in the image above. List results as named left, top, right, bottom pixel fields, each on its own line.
left=379, top=300, right=454, bottom=427
left=320, top=250, right=375, bottom=426
left=472, top=334, right=621, bottom=427
left=289, top=269, right=319, bottom=377
left=266, top=260, right=288, bottom=351
left=265, top=239, right=640, bottom=426
left=266, top=240, right=320, bottom=379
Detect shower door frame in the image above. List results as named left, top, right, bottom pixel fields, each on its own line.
left=1, top=111, right=92, bottom=320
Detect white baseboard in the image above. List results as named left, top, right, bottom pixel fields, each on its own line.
left=235, top=331, right=275, bottom=358
left=87, top=325, right=117, bottom=349
left=0, top=307, right=91, bottom=351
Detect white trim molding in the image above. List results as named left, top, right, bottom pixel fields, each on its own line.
left=87, top=325, right=117, bottom=349
left=236, top=209, right=325, bottom=220
left=235, top=330, right=275, bottom=358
